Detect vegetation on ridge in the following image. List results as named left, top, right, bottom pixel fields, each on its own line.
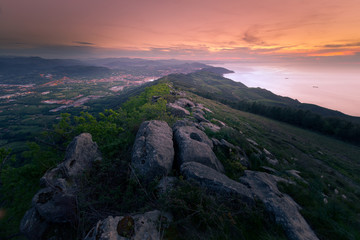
left=0, top=78, right=359, bottom=239
left=160, top=71, right=360, bottom=145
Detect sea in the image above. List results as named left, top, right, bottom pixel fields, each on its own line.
left=212, top=62, right=360, bottom=117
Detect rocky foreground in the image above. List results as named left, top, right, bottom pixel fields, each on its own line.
left=20, top=96, right=319, bottom=240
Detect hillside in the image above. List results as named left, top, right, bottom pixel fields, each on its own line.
left=160, top=71, right=360, bottom=144
left=1, top=77, right=359, bottom=240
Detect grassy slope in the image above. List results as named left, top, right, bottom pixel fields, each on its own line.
left=161, top=71, right=360, bottom=122
left=187, top=92, right=360, bottom=239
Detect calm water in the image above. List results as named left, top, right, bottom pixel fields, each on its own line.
left=213, top=63, right=360, bottom=117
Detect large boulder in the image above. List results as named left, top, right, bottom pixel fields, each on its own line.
left=20, top=133, right=102, bottom=240
left=40, top=133, right=102, bottom=187
left=173, top=125, right=224, bottom=173
left=180, top=162, right=253, bottom=203
left=84, top=210, right=172, bottom=240
left=239, top=171, right=319, bottom=240
left=131, top=120, right=174, bottom=182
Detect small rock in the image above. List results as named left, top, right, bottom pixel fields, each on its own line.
left=167, top=103, right=190, bottom=117
left=193, top=108, right=205, bottom=115
left=342, top=194, right=347, bottom=199
left=212, top=138, right=222, bottom=146
left=199, top=122, right=220, bottom=132
left=260, top=166, right=278, bottom=174
left=211, top=119, right=226, bottom=127
left=175, top=98, right=195, bottom=108
left=286, top=170, right=308, bottom=184
left=85, top=210, right=172, bottom=240
left=323, top=198, right=328, bottom=204
left=334, top=189, right=339, bottom=194
left=246, top=138, right=258, bottom=146
left=266, top=157, right=279, bottom=165
left=193, top=112, right=209, bottom=123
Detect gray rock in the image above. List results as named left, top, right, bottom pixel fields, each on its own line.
left=263, top=148, right=279, bottom=165
left=84, top=210, right=172, bottom=240
left=166, top=103, right=190, bottom=117
left=33, top=187, right=77, bottom=223
left=211, top=119, right=226, bottom=127
left=246, top=138, right=259, bottom=146
left=199, top=122, right=220, bottom=132
left=260, top=166, right=278, bottom=175
left=174, top=98, right=195, bottom=108
left=212, top=138, right=250, bottom=168
left=20, top=208, right=49, bottom=240
left=131, top=120, right=174, bottom=182
left=192, top=108, right=205, bottom=115
left=195, top=103, right=213, bottom=113
left=41, top=133, right=102, bottom=187
left=21, top=133, right=102, bottom=239
left=266, top=157, right=279, bottom=165
left=174, top=125, right=224, bottom=172
left=286, top=170, right=308, bottom=184
left=180, top=162, right=253, bottom=203
left=193, top=112, right=209, bottom=123
left=239, top=170, right=318, bottom=240
left=212, top=138, right=222, bottom=146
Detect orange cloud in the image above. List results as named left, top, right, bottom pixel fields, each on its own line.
left=308, top=51, right=357, bottom=57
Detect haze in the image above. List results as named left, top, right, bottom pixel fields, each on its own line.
left=1, top=0, right=359, bottom=115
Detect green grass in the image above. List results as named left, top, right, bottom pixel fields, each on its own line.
left=186, top=92, right=360, bottom=240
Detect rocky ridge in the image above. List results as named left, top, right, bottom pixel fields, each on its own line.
left=20, top=94, right=319, bottom=240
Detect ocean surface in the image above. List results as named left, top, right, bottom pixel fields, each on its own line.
left=213, top=63, right=360, bottom=117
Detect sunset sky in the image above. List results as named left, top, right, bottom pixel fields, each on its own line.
left=1, top=0, right=360, bottom=62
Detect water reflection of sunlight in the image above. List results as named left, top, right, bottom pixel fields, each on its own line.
left=212, top=63, right=360, bottom=116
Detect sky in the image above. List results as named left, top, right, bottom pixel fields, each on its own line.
left=0, top=0, right=359, bottom=115
left=1, top=0, right=360, bottom=62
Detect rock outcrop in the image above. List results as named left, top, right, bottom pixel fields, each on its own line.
left=212, top=138, right=249, bottom=168
left=20, top=133, right=102, bottom=240
left=84, top=210, right=172, bottom=240
left=180, top=162, right=253, bottom=203
left=173, top=124, right=224, bottom=173
left=166, top=102, right=190, bottom=117
left=174, top=98, right=195, bottom=108
left=166, top=98, right=195, bottom=117
left=131, top=120, right=174, bottom=182
left=239, top=170, right=318, bottom=240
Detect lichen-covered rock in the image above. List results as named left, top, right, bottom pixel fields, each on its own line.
left=20, top=133, right=102, bottom=240
left=131, top=120, right=174, bottom=182
left=180, top=162, right=253, bottom=203
left=239, top=171, right=318, bottom=240
left=84, top=210, right=172, bottom=240
left=174, top=125, right=224, bottom=172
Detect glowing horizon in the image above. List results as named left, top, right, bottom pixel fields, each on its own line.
left=0, top=0, right=360, bottom=61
